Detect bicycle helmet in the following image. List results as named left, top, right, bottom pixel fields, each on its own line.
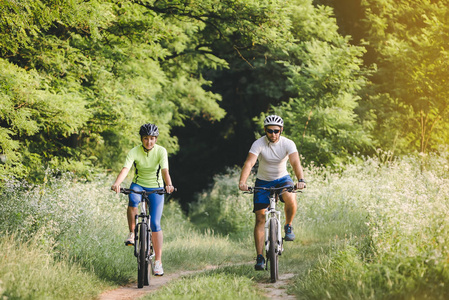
left=263, top=115, right=284, bottom=127
left=139, top=123, right=159, bottom=137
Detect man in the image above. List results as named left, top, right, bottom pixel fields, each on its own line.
left=238, top=115, right=306, bottom=270
left=111, top=123, right=175, bottom=276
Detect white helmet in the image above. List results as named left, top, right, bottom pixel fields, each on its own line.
left=263, top=115, right=284, bottom=127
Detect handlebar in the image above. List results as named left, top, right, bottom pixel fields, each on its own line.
left=244, top=185, right=297, bottom=194
left=120, top=187, right=177, bottom=195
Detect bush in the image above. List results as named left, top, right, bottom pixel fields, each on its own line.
left=189, top=168, right=254, bottom=239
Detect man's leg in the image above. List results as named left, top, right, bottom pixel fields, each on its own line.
left=282, top=191, right=297, bottom=241
left=254, top=209, right=266, bottom=270
left=282, top=192, right=297, bottom=225
left=254, top=209, right=266, bottom=255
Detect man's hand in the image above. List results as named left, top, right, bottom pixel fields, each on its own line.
left=239, top=182, right=249, bottom=191
left=296, top=180, right=306, bottom=190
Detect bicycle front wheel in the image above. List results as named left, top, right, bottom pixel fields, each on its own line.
left=268, top=218, right=279, bottom=283
left=137, top=222, right=150, bottom=288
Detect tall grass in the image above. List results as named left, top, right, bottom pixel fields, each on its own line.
left=0, top=172, right=135, bottom=284
left=0, top=171, right=254, bottom=299
left=294, top=151, right=449, bottom=299
left=0, top=233, right=106, bottom=300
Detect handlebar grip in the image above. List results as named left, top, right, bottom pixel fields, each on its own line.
left=119, top=188, right=130, bottom=194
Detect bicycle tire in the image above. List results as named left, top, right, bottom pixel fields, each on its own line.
left=268, top=218, right=279, bottom=283
left=137, top=222, right=149, bottom=288
left=144, top=230, right=151, bottom=286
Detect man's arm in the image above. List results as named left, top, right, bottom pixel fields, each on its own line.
left=239, top=153, right=258, bottom=191
left=289, top=152, right=306, bottom=189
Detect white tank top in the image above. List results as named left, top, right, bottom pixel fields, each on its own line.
left=249, top=136, right=298, bottom=181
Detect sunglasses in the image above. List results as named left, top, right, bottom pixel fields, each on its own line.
left=266, top=129, right=281, bottom=134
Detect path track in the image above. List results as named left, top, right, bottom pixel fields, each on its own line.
left=98, top=267, right=296, bottom=299
left=98, top=269, right=199, bottom=300
left=258, top=273, right=297, bottom=299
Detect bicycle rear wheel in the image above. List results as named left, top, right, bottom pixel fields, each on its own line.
left=268, top=218, right=279, bottom=283
left=137, top=222, right=150, bottom=288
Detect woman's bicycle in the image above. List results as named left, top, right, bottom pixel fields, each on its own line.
left=246, top=185, right=297, bottom=283
left=120, top=187, right=175, bottom=288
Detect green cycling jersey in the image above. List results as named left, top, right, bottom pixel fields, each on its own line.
left=123, top=144, right=169, bottom=188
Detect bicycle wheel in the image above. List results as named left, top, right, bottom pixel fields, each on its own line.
left=137, top=222, right=149, bottom=288
left=268, top=218, right=279, bottom=283
left=144, top=231, right=151, bottom=286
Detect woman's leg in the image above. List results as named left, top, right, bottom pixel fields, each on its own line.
left=148, top=192, right=165, bottom=261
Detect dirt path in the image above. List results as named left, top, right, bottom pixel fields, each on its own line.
left=97, top=270, right=198, bottom=300
left=98, top=267, right=297, bottom=300
left=258, top=273, right=297, bottom=299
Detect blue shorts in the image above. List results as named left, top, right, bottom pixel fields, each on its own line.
left=253, top=175, right=294, bottom=212
left=128, top=182, right=164, bottom=232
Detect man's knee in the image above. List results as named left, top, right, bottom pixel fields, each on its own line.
left=255, top=211, right=265, bottom=226
left=283, top=193, right=296, bottom=205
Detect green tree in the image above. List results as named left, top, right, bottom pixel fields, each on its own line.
left=0, top=0, right=304, bottom=181
left=362, top=0, right=449, bottom=154
left=266, top=1, right=374, bottom=166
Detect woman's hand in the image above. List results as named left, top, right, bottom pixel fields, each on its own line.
left=165, top=185, right=175, bottom=194
left=111, top=184, right=120, bottom=193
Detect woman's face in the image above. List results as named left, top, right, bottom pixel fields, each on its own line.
left=141, top=135, right=157, bottom=150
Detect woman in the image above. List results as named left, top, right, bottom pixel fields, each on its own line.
left=111, top=123, right=175, bottom=276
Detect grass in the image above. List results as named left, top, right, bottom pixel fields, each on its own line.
left=288, top=152, right=449, bottom=299
left=145, top=271, right=266, bottom=300
left=0, top=172, right=256, bottom=299
left=0, top=233, right=107, bottom=300
left=1, top=151, right=449, bottom=299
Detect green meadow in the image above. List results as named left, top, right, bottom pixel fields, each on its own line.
left=1, top=152, right=449, bottom=299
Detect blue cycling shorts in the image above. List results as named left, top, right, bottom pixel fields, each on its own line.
left=253, top=175, right=294, bottom=212
left=128, top=182, right=164, bottom=232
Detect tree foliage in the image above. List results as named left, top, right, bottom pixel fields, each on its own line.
left=264, top=1, right=374, bottom=165
left=2, top=0, right=415, bottom=185
left=1, top=0, right=257, bottom=179
left=362, top=0, right=449, bottom=154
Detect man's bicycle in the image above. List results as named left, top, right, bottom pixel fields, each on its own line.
left=246, top=185, right=297, bottom=283
left=120, top=187, right=175, bottom=288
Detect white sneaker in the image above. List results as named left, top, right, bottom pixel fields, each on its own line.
left=124, top=232, right=134, bottom=246
left=154, top=260, right=164, bottom=276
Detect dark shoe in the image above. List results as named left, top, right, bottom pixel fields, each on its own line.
left=254, top=254, right=265, bottom=270
left=284, top=224, right=295, bottom=241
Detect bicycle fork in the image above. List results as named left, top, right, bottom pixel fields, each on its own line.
left=264, top=210, right=283, bottom=255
